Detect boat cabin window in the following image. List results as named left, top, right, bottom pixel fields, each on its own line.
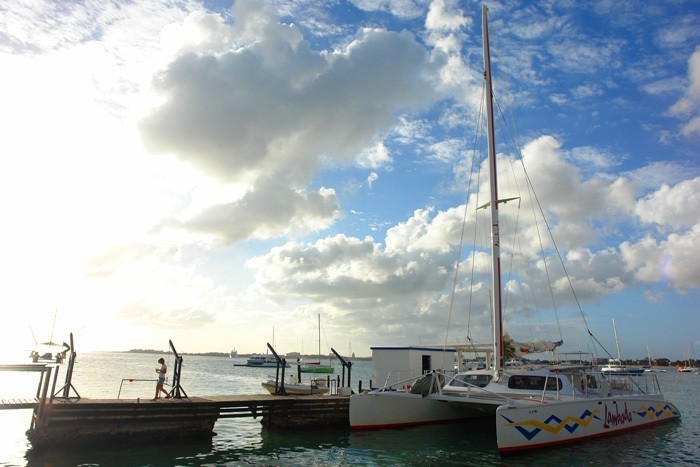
left=450, top=374, right=492, bottom=388
left=507, top=375, right=562, bottom=391
left=586, top=375, right=598, bottom=389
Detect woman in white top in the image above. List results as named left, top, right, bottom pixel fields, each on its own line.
left=152, top=357, right=170, bottom=400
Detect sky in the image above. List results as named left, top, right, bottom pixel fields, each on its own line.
left=0, top=0, right=698, bottom=362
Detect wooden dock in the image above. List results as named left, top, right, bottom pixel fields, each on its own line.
left=19, top=394, right=350, bottom=448
left=0, top=398, right=39, bottom=410
left=2, top=338, right=354, bottom=448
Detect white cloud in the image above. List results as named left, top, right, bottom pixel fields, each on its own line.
left=518, top=137, right=609, bottom=233
left=621, top=227, right=700, bottom=290
left=139, top=0, right=439, bottom=242
left=625, top=161, right=699, bottom=191
left=357, top=141, right=392, bottom=169
left=635, top=177, right=700, bottom=229
left=178, top=184, right=341, bottom=244
left=571, top=83, right=603, bottom=100
left=546, top=38, right=624, bottom=74
left=668, top=46, right=700, bottom=136
left=569, top=146, right=624, bottom=170
left=243, top=135, right=700, bottom=347
left=392, top=115, right=432, bottom=144
left=425, top=0, right=471, bottom=32
left=350, top=0, right=429, bottom=20
left=245, top=232, right=466, bottom=344
left=642, top=76, right=685, bottom=97
left=367, top=172, right=379, bottom=188
left=1, top=0, right=697, bottom=359
left=426, top=138, right=464, bottom=163
left=682, top=116, right=700, bottom=136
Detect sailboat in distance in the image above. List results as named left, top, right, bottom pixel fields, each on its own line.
left=300, top=314, right=334, bottom=373
left=29, top=310, right=70, bottom=364
left=600, top=319, right=644, bottom=375
left=350, top=4, right=681, bottom=453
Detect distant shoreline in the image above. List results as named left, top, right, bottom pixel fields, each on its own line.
left=124, top=349, right=372, bottom=360
left=125, top=349, right=228, bottom=357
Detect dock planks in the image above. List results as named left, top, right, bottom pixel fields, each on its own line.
left=0, top=398, right=38, bottom=410
left=18, top=394, right=350, bottom=447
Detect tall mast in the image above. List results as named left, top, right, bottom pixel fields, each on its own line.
left=612, top=319, right=622, bottom=362
left=318, top=314, right=321, bottom=358
left=482, top=4, right=504, bottom=373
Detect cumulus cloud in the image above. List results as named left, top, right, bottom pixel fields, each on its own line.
left=516, top=136, right=630, bottom=237
left=621, top=227, right=700, bottom=290
left=139, top=0, right=438, bottom=242
left=246, top=232, right=466, bottom=344
left=245, top=133, right=700, bottom=347
left=668, top=46, right=700, bottom=136
left=635, top=177, right=700, bottom=229
left=425, top=0, right=471, bottom=32
left=179, top=184, right=340, bottom=244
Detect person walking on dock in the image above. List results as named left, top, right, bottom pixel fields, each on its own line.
left=152, top=357, right=170, bottom=400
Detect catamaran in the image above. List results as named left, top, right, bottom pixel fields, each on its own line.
left=349, top=4, right=681, bottom=453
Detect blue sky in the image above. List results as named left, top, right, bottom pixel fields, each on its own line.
left=0, top=0, right=698, bottom=361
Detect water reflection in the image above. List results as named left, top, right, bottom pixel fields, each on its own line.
left=25, top=437, right=214, bottom=466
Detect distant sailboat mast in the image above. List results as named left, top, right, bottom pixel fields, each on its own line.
left=482, top=4, right=504, bottom=373
left=317, top=314, right=321, bottom=360
left=612, top=319, right=622, bottom=362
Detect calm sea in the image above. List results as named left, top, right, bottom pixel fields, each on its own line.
left=1, top=352, right=698, bottom=466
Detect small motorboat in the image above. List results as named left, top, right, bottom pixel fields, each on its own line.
left=262, top=375, right=330, bottom=395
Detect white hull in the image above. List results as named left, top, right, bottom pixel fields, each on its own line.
left=496, top=396, right=681, bottom=452
left=349, top=391, right=494, bottom=428
left=262, top=379, right=329, bottom=395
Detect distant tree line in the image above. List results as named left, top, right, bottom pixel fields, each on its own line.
left=127, top=349, right=228, bottom=357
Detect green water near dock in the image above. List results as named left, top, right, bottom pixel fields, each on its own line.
left=1, top=352, right=698, bottom=465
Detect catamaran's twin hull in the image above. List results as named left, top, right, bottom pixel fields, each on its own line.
left=496, top=395, right=681, bottom=452
left=349, top=391, right=496, bottom=429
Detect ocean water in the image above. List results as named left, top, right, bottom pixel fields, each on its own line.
left=0, top=352, right=698, bottom=466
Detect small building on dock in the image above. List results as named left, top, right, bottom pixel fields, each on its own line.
left=369, top=346, right=455, bottom=389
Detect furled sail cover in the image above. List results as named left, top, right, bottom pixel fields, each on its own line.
left=503, top=332, right=563, bottom=357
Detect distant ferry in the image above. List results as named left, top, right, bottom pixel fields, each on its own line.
left=230, top=349, right=238, bottom=358
left=247, top=354, right=275, bottom=366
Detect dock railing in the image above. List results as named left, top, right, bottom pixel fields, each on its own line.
left=117, top=378, right=159, bottom=399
